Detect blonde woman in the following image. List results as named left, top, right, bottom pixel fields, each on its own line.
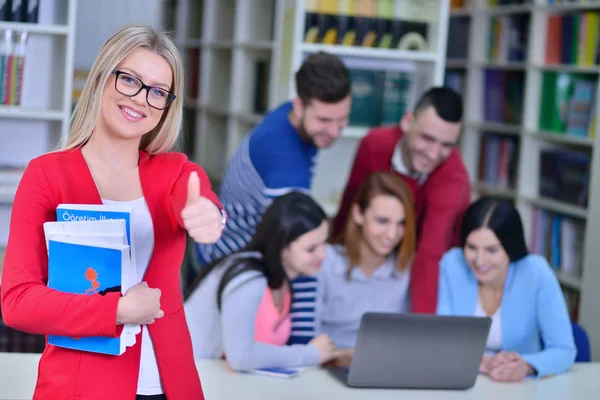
left=0, top=26, right=224, bottom=400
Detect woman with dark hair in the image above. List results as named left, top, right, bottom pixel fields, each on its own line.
left=183, top=191, right=337, bottom=371
left=315, top=172, right=416, bottom=354
left=437, top=196, right=576, bottom=382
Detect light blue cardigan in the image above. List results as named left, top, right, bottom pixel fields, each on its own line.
left=437, top=248, right=576, bottom=378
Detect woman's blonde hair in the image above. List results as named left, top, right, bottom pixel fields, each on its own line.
left=331, top=172, right=417, bottom=278
left=63, top=25, right=184, bottom=154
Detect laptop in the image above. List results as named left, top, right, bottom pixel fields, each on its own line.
left=328, top=312, right=491, bottom=390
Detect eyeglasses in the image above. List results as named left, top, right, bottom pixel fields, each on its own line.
left=111, top=70, right=176, bottom=110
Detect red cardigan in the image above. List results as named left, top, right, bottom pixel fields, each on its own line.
left=332, top=126, right=471, bottom=313
left=0, top=148, right=222, bottom=400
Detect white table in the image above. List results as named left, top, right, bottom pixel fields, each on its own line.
left=1, top=353, right=599, bottom=399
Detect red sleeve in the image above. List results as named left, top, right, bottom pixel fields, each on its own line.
left=0, top=159, right=122, bottom=337
left=410, top=178, right=470, bottom=314
left=170, top=160, right=223, bottom=230
left=332, top=136, right=374, bottom=237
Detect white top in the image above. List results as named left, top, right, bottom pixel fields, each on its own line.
left=184, top=252, right=320, bottom=370
left=102, top=197, right=161, bottom=395
left=316, top=245, right=411, bottom=349
left=391, top=138, right=428, bottom=185
left=474, top=296, right=502, bottom=354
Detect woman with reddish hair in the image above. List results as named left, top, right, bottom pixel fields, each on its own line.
left=315, top=171, right=417, bottom=358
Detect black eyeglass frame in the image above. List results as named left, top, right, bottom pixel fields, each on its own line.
left=111, top=69, right=176, bottom=110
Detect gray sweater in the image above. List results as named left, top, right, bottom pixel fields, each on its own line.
left=184, top=253, right=320, bottom=371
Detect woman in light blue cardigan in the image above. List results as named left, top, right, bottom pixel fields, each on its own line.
left=437, top=197, right=576, bottom=382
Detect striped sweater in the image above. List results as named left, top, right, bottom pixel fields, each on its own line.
left=195, top=102, right=319, bottom=343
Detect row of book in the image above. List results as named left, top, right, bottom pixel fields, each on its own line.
left=483, top=70, right=525, bottom=125
left=546, top=12, right=600, bottom=66
left=348, top=68, right=413, bottom=127
left=304, top=0, right=430, bottom=50
left=0, top=0, right=39, bottom=23
left=530, top=207, right=584, bottom=278
left=478, top=134, right=519, bottom=189
left=539, top=148, right=590, bottom=207
left=0, top=29, right=27, bottom=106
left=304, top=13, right=429, bottom=50
left=539, top=71, right=597, bottom=137
left=488, top=14, right=529, bottom=63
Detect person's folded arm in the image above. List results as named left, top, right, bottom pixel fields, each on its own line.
left=1, top=159, right=122, bottom=338
left=410, top=178, right=469, bottom=314
left=521, top=259, right=577, bottom=378
left=221, top=275, right=320, bottom=371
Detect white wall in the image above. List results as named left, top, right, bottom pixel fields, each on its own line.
left=74, top=0, right=165, bottom=69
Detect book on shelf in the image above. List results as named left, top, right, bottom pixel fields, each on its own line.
left=483, top=70, right=525, bottom=125
left=347, top=68, right=413, bottom=128
left=43, top=204, right=142, bottom=356
left=529, top=207, right=584, bottom=281
left=444, top=70, right=466, bottom=95
left=539, top=71, right=597, bottom=137
left=539, top=149, right=590, bottom=208
left=303, top=0, right=430, bottom=50
left=0, top=28, right=27, bottom=106
left=488, top=14, right=529, bottom=63
left=478, top=134, right=519, bottom=189
left=545, top=12, right=600, bottom=66
left=446, top=17, right=469, bottom=59
left=0, top=0, right=38, bottom=23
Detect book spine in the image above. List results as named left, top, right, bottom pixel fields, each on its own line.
left=0, top=0, right=10, bottom=21
left=10, top=0, right=24, bottom=22
left=26, top=0, right=38, bottom=23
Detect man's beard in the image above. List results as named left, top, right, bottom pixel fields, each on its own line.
left=297, top=115, right=317, bottom=147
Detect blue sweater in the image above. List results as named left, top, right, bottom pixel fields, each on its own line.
left=437, top=248, right=576, bottom=378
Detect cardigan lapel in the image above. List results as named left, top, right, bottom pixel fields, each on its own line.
left=70, top=147, right=103, bottom=204
left=499, top=263, right=517, bottom=350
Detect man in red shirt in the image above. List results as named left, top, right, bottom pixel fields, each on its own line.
left=332, top=86, right=470, bottom=314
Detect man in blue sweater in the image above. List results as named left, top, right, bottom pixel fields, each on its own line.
left=194, top=51, right=352, bottom=344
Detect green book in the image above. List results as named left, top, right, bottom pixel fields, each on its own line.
left=380, top=71, right=412, bottom=126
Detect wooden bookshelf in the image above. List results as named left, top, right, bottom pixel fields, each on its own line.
left=445, top=0, right=600, bottom=361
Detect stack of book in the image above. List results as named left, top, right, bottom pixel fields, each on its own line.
left=43, top=204, right=139, bottom=356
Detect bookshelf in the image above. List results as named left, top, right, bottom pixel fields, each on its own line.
left=168, top=0, right=450, bottom=211
left=0, top=0, right=77, bottom=353
left=163, top=0, right=279, bottom=182
left=0, top=0, right=77, bottom=261
left=271, top=0, right=450, bottom=216
left=446, top=0, right=600, bottom=361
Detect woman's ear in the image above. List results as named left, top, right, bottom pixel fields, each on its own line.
left=351, top=203, right=364, bottom=226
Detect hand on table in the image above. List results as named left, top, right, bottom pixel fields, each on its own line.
left=309, top=334, right=337, bottom=364
left=181, top=171, right=223, bottom=243
left=332, top=348, right=354, bottom=368
left=481, top=351, right=535, bottom=382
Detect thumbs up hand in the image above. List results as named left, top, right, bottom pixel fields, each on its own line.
left=181, top=171, right=223, bottom=244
